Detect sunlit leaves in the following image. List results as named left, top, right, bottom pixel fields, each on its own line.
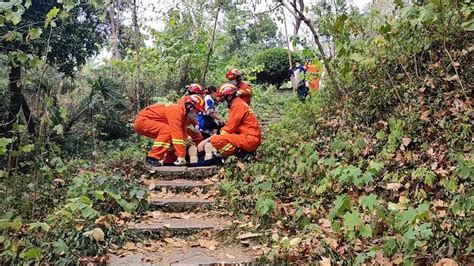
left=334, top=14, right=348, bottom=33
left=359, top=224, right=372, bottom=237
left=256, top=197, right=276, bottom=216
left=329, top=194, right=349, bottom=220
left=462, top=19, right=474, bottom=31
left=28, top=27, right=43, bottom=40
left=343, top=210, right=361, bottom=230
left=52, top=239, right=69, bottom=255
left=399, top=208, right=417, bottom=226
left=28, top=222, right=50, bottom=232
left=45, top=6, right=60, bottom=27
left=0, top=137, right=13, bottom=155
left=360, top=194, right=377, bottom=211
left=20, top=248, right=42, bottom=261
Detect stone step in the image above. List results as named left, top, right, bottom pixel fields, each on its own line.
left=151, top=179, right=214, bottom=192
left=148, top=166, right=219, bottom=180
left=108, top=246, right=254, bottom=265
left=148, top=194, right=215, bottom=212
left=127, top=218, right=228, bottom=232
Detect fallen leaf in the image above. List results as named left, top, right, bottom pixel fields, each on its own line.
left=318, top=218, right=331, bottom=228
left=386, top=183, right=402, bottom=191
left=444, top=75, right=459, bottom=82
left=53, top=178, right=65, bottom=186
left=402, top=137, right=411, bottom=147
left=354, top=239, right=363, bottom=251
left=269, top=233, right=279, bottom=243
left=236, top=161, right=247, bottom=171
left=434, top=258, right=458, bottom=266
left=123, top=242, right=136, bottom=250
left=392, top=253, right=403, bottom=264
left=92, top=228, right=105, bottom=241
left=148, top=181, right=156, bottom=190
left=95, top=216, right=110, bottom=229
left=320, top=257, right=331, bottom=266
left=420, top=110, right=430, bottom=121
left=237, top=232, right=262, bottom=240
left=163, top=238, right=174, bottom=244
left=436, top=209, right=447, bottom=218
left=376, top=120, right=388, bottom=130
left=75, top=223, right=84, bottom=231
left=441, top=222, right=452, bottom=231
left=119, top=212, right=132, bottom=220
left=374, top=251, right=390, bottom=264
left=198, top=239, right=219, bottom=250
left=435, top=168, right=448, bottom=177
left=324, top=237, right=338, bottom=250
left=433, top=199, right=447, bottom=208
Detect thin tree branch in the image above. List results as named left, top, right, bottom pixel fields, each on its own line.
left=202, top=5, right=221, bottom=85
left=278, top=0, right=341, bottom=92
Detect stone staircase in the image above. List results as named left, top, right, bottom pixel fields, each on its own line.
left=107, top=113, right=281, bottom=265
left=108, top=167, right=255, bottom=265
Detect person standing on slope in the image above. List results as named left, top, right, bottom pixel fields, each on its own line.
left=225, top=68, right=253, bottom=105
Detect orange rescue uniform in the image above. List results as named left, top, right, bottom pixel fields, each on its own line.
left=305, top=63, right=320, bottom=91
left=134, top=103, right=187, bottom=161
left=210, top=97, right=261, bottom=156
left=178, top=96, right=203, bottom=144
left=237, top=81, right=252, bottom=105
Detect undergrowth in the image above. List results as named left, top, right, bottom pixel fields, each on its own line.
left=217, top=2, right=473, bottom=264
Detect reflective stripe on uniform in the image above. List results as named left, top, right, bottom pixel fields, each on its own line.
left=221, top=130, right=228, bottom=135
left=172, top=139, right=185, bottom=145
left=153, top=141, right=170, bottom=148
left=219, top=143, right=234, bottom=153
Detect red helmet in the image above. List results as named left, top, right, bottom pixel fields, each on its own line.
left=183, top=94, right=205, bottom=113
left=225, top=68, right=242, bottom=80
left=216, top=83, right=238, bottom=98
left=186, top=83, right=205, bottom=96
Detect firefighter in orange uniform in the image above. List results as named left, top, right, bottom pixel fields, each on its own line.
left=178, top=83, right=206, bottom=145
left=225, top=68, right=252, bottom=105
left=198, top=83, right=261, bottom=158
left=134, top=94, right=206, bottom=167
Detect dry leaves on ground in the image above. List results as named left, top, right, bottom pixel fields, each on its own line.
left=198, top=239, right=219, bottom=250
left=237, top=232, right=262, bottom=240
left=320, top=257, right=331, bottom=266
left=386, top=183, right=402, bottom=191
left=434, top=258, right=458, bottom=266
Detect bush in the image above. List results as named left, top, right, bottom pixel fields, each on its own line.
left=254, top=47, right=301, bottom=87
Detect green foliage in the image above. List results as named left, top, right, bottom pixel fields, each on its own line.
left=0, top=1, right=107, bottom=75
left=254, top=47, right=301, bottom=86
left=220, top=1, right=473, bottom=263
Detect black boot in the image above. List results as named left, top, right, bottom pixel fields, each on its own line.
left=146, top=156, right=163, bottom=167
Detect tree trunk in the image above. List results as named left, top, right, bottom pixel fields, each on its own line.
left=201, top=6, right=221, bottom=85
left=279, top=0, right=341, bottom=92
left=293, top=0, right=304, bottom=36
left=132, top=0, right=143, bottom=110
left=108, top=0, right=121, bottom=60
left=6, top=65, right=35, bottom=134
left=179, top=58, right=190, bottom=90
